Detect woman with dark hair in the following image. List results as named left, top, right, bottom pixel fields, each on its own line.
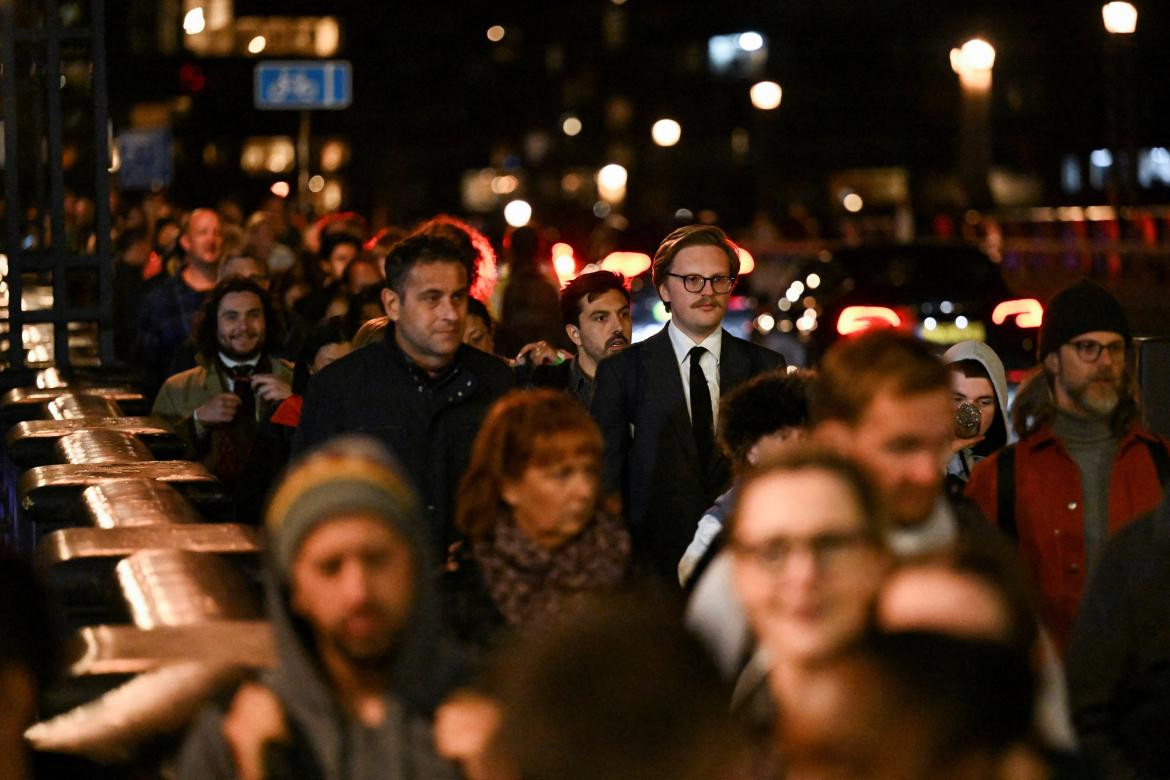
left=463, top=297, right=497, bottom=356
left=444, top=389, right=631, bottom=652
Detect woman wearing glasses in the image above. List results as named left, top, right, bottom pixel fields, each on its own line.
left=727, top=446, right=891, bottom=734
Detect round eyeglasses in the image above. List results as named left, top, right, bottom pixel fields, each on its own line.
left=1069, top=339, right=1126, bottom=363
left=666, top=273, right=737, bottom=294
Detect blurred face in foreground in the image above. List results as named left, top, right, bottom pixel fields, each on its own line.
left=731, top=468, right=887, bottom=665
left=502, top=432, right=602, bottom=550
left=818, top=388, right=952, bottom=528
left=290, top=513, right=415, bottom=667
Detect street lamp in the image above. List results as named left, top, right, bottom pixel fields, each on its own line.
left=949, top=38, right=996, bottom=91
left=1102, top=2, right=1138, bottom=34
left=596, top=164, right=628, bottom=203
left=951, top=38, right=996, bottom=207
left=750, top=81, right=782, bottom=110
left=651, top=119, right=682, bottom=147
left=1102, top=2, right=1138, bottom=205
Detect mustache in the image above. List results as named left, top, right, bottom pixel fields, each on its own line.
left=605, top=333, right=629, bottom=349
left=690, top=297, right=720, bottom=308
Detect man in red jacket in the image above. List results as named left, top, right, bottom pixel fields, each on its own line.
left=966, top=280, right=1168, bottom=650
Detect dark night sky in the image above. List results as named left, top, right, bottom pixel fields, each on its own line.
left=106, top=1, right=1170, bottom=226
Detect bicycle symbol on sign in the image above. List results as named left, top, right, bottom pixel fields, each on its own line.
left=266, top=71, right=319, bottom=103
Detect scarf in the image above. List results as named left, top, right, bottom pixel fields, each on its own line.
left=473, top=511, right=631, bottom=628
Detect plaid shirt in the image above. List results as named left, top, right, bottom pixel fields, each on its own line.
left=133, top=274, right=208, bottom=391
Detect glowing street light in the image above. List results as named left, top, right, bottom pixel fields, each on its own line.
left=651, top=118, right=681, bottom=147
left=552, top=243, right=578, bottom=286
left=1102, top=2, right=1138, bottom=34
left=596, top=164, right=628, bottom=203
left=504, top=199, right=532, bottom=227
left=952, top=37, right=996, bottom=207
left=247, top=36, right=266, bottom=54
left=750, top=81, right=782, bottom=110
left=562, top=115, right=582, bottom=137
left=487, top=25, right=506, bottom=42
left=950, top=38, right=996, bottom=91
left=182, top=7, right=205, bottom=35
left=737, top=32, right=764, bottom=52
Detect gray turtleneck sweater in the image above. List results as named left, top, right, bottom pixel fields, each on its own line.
left=1051, top=409, right=1118, bottom=568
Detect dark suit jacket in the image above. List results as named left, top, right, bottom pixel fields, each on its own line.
left=591, top=326, right=784, bottom=578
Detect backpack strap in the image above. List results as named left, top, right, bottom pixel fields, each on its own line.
left=996, top=444, right=1018, bottom=541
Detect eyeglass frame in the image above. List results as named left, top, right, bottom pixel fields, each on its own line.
left=665, top=272, right=737, bottom=294
left=729, top=529, right=875, bottom=574
left=1067, top=338, right=1126, bottom=363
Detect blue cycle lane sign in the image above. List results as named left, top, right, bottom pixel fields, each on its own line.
left=254, top=61, right=352, bottom=110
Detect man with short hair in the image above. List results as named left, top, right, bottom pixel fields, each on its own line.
left=135, top=208, right=224, bottom=396
left=966, top=280, right=1168, bottom=649
left=592, top=225, right=783, bottom=579
left=526, top=270, right=632, bottom=406
left=177, top=441, right=459, bottom=779
left=152, top=276, right=292, bottom=495
left=294, top=234, right=514, bottom=554
left=812, top=330, right=994, bottom=556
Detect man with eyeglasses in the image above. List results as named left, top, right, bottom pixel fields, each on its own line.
left=592, top=224, right=783, bottom=580
left=966, top=279, right=1169, bottom=651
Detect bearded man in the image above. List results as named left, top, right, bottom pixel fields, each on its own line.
left=177, top=439, right=459, bottom=778
left=966, top=280, right=1169, bottom=650
left=152, top=276, right=292, bottom=498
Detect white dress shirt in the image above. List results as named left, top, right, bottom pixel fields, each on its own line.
left=667, top=321, right=721, bottom=428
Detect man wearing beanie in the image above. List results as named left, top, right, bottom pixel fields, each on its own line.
left=966, top=279, right=1168, bottom=652
left=178, top=437, right=460, bottom=779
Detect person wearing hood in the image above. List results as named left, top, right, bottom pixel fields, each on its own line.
left=177, top=437, right=461, bottom=780
left=943, top=340, right=1012, bottom=493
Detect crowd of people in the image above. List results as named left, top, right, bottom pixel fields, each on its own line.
left=2, top=195, right=1169, bottom=779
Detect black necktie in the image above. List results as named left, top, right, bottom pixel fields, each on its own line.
left=228, top=363, right=256, bottom=421
left=689, top=346, right=715, bottom=467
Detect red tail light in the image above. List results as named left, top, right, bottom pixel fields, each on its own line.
left=992, top=298, right=1043, bottom=328
left=837, top=306, right=902, bottom=336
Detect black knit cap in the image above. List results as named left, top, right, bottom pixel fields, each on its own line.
left=1037, top=279, right=1130, bottom=359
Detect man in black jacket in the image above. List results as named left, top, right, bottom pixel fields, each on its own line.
left=294, top=233, right=514, bottom=554
left=591, top=225, right=784, bottom=579
left=1066, top=495, right=1170, bottom=778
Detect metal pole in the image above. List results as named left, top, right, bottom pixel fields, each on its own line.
left=45, top=0, right=70, bottom=370
left=297, top=109, right=310, bottom=214
left=2, top=2, right=25, bottom=371
left=91, top=0, right=114, bottom=365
